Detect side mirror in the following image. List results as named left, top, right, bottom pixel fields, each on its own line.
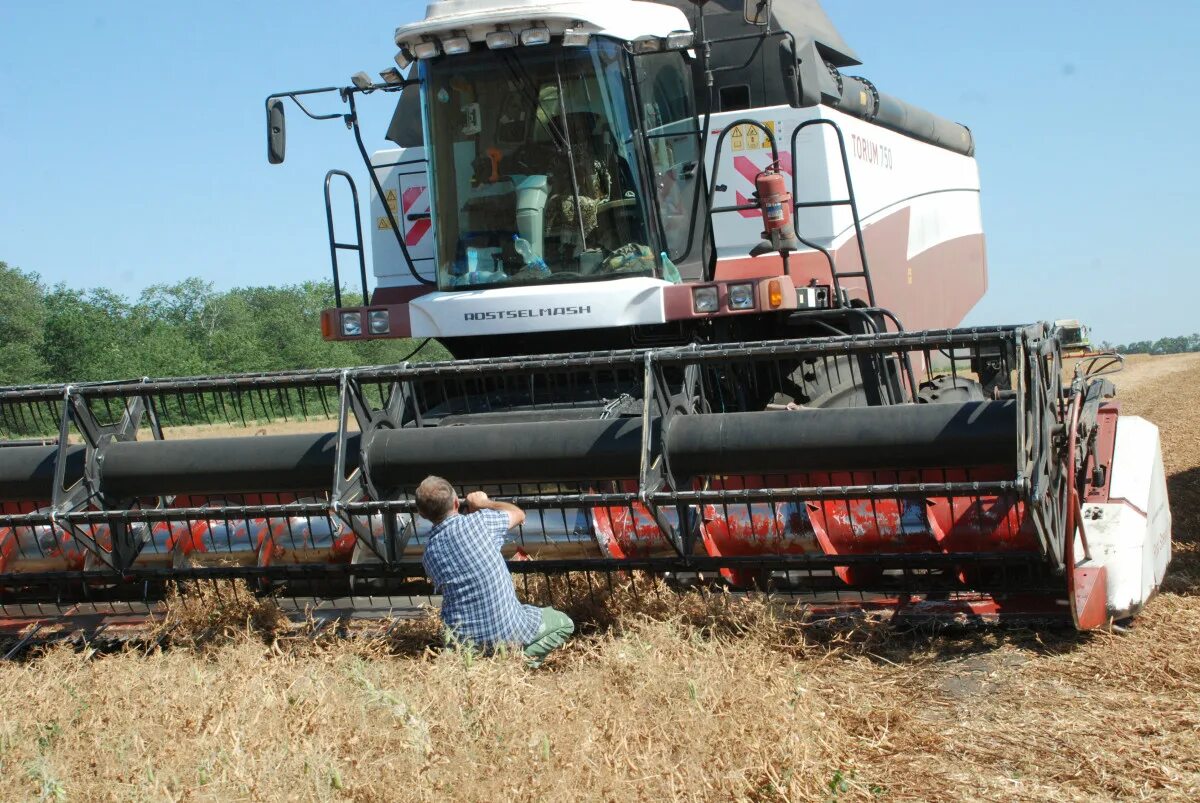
left=743, top=0, right=769, bottom=26
left=267, top=99, right=286, bottom=164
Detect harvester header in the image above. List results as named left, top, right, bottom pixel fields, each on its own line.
left=0, top=0, right=1172, bottom=637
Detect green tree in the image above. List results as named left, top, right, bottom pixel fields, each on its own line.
left=0, top=261, right=49, bottom=384
left=40, top=286, right=137, bottom=382
left=9, top=262, right=440, bottom=390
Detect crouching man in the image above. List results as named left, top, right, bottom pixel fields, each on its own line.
left=416, top=475, right=574, bottom=667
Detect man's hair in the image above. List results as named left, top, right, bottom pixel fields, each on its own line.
left=415, top=475, right=456, bottom=523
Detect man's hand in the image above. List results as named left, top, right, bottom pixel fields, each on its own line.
left=463, top=490, right=525, bottom=530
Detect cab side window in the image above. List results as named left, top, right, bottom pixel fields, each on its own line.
left=639, top=53, right=703, bottom=261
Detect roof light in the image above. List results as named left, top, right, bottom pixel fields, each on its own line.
left=442, top=34, right=471, bottom=55
left=379, top=67, right=403, bottom=85
left=562, top=28, right=591, bottom=47
left=486, top=30, right=517, bottom=49
left=350, top=72, right=372, bottom=91
left=394, top=49, right=412, bottom=69
left=413, top=39, right=441, bottom=60
left=666, top=31, right=694, bottom=50
left=521, top=26, right=551, bottom=46
left=631, top=35, right=663, bottom=55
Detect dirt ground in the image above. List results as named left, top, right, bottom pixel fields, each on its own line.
left=0, top=354, right=1196, bottom=802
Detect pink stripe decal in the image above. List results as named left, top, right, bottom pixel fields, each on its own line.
left=734, top=191, right=760, bottom=219
left=401, top=186, right=425, bottom=214
left=406, top=219, right=431, bottom=247
left=733, top=156, right=760, bottom=186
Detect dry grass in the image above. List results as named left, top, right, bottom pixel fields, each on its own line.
left=0, top=353, right=1198, bottom=801
left=153, top=579, right=288, bottom=651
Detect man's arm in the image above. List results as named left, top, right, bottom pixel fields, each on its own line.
left=465, top=491, right=525, bottom=531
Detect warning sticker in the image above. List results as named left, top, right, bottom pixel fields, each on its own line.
left=745, top=126, right=760, bottom=151
left=384, top=189, right=398, bottom=212
left=730, top=123, right=775, bottom=152
left=377, top=217, right=393, bottom=230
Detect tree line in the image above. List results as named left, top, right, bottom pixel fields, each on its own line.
left=1104, top=334, right=1200, bottom=356
left=3, top=258, right=1193, bottom=389
left=0, top=260, right=446, bottom=387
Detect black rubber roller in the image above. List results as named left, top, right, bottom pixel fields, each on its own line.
left=102, top=433, right=356, bottom=497
left=368, top=418, right=646, bottom=487
left=0, top=401, right=1017, bottom=499
left=665, top=400, right=1017, bottom=477
left=0, top=444, right=84, bottom=501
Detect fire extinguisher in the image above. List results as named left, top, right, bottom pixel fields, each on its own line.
left=750, top=164, right=800, bottom=258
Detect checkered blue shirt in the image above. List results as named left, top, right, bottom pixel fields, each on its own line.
left=422, top=509, right=541, bottom=646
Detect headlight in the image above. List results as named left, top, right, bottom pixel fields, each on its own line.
left=521, top=27, right=551, bottom=46
left=368, top=310, right=390, bottom=335
left=692, top=286, right=718, bottom=313
left=413, top=39, right=441, bottom=60
left=442, top=36, right=471, bottom=55
left=340, top=312, right=362, bottom=337
left=486, top=30, right=517, bottom=49
left=728, top=283, right=755, bottom=310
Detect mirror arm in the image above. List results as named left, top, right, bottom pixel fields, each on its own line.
left=263, top=81, right=432, bottom=287
left=344, top=91, right=435, bottom=286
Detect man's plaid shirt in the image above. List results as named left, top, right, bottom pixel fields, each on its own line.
left=422, top=509, right=541, bottom=646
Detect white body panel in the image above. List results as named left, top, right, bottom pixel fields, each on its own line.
left=371, top=104, right=984, bottom=298
left=704, top=104, right=982, bottom=262
left=370, top=148, right=437, bottom=287
left=408, top=276, right=670, bottom=338
left=1080, top=416, right=1172, bottom=618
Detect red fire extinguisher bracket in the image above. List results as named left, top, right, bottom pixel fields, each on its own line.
left=750, top=164, right=801, bottom=257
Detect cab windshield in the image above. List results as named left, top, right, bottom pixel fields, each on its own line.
left=422, top=40, right=657, bottom=290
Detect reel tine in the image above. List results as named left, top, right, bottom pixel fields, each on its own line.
left=215, top=389, right=232, bottom=426
left=195, top=390, right=213, bottom=426
left=292, top=384, right=307, bottom=417
left=176, top=390, right=191, bottom=427
left=275, top=385, right=290, bottom=421
left=318, top=385, right=332, bottom=418
left=233, top=388, right=249, bottom=427
left=256, top=385, right=272, bottom=423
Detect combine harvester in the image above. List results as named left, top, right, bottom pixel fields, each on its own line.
left=0, top=0, right=1171, bottom=638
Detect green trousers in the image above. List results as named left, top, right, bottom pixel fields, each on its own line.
left=523, top=607, right=574, bottom=666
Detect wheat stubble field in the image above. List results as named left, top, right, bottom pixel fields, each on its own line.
left=0, top=355, right=1197, bottom=802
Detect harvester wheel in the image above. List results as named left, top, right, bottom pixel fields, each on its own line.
left=772, top=355, right=873, bottom=408
left=916, top=375, right=986, bottom=404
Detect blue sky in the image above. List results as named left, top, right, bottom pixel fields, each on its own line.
left=1, top=1, right=1195, bottom=344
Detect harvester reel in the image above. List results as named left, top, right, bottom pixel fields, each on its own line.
left=51, top=386, right=163, bottom=573
left=1017, top=327, right=1070, bottom=571
left=332, top=372, right=411, bottom=566
left=0, top=325, right=1155, bottom=632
